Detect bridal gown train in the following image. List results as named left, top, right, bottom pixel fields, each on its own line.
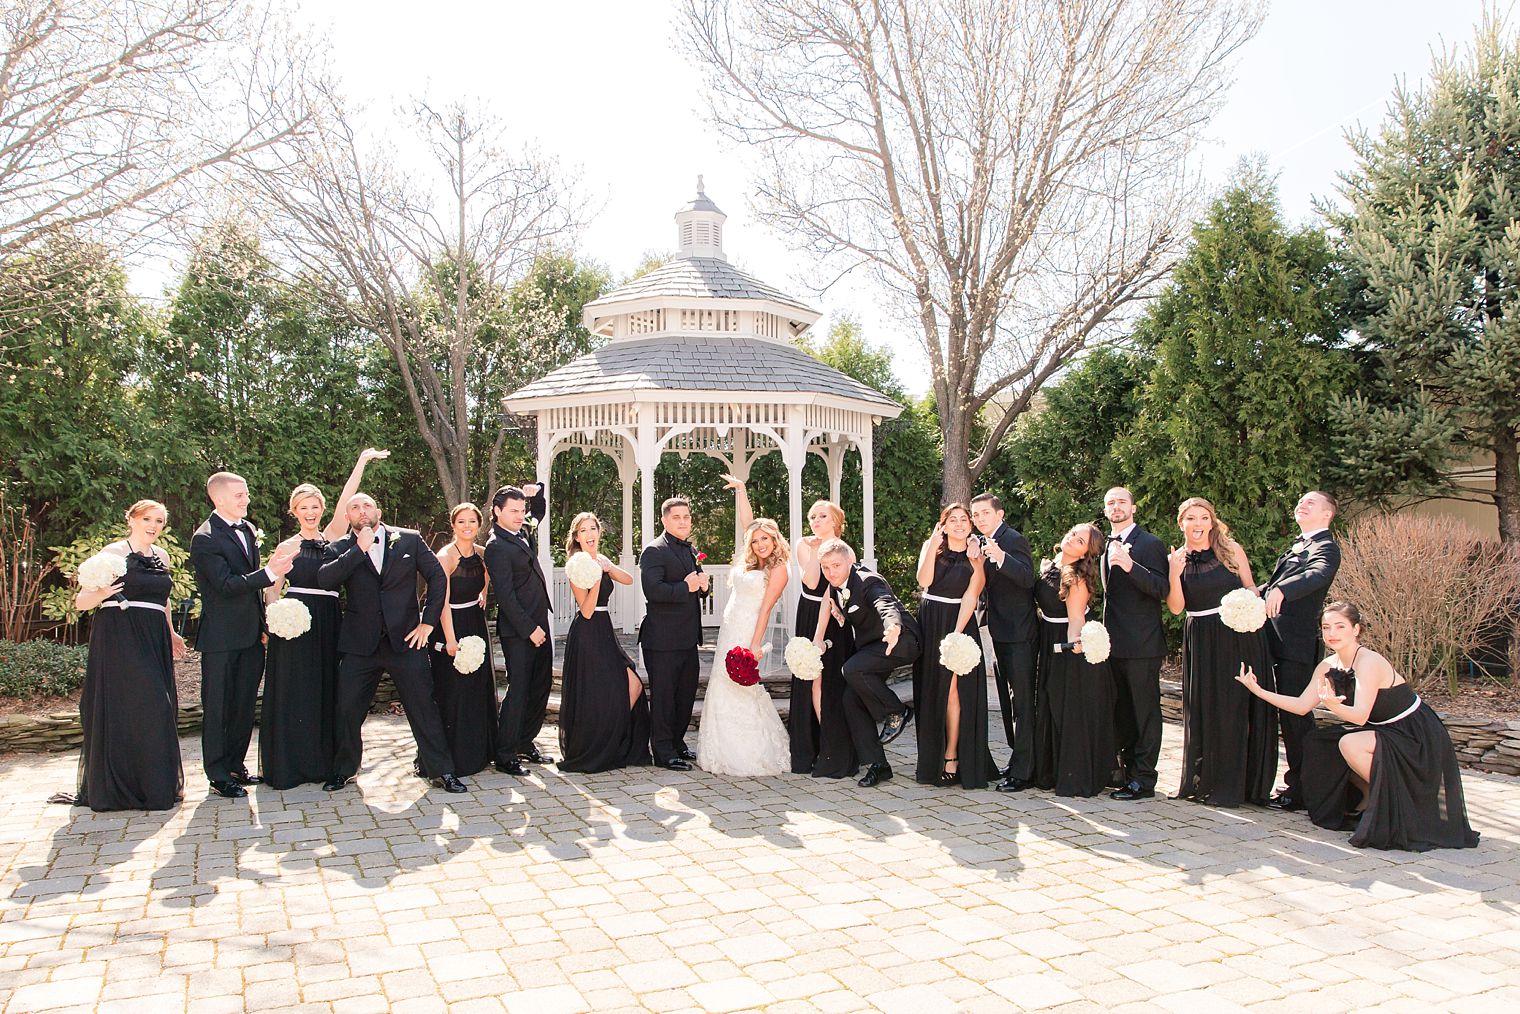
left=697, top=568, right=790, bottom=776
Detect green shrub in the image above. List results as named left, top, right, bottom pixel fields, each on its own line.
left=0, top=638, right=90, bottom=699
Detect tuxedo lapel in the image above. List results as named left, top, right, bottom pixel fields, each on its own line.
left=214, top=515, right=255, bottom=569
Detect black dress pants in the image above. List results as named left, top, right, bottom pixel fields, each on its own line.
left=497, top=633, right=553, bottom=761
left=841, top=633, right=920, bottom=768
left=1274, top=657, right=1316, bottom=794
left=1111, top=655, right=1164, bottom=791
left=333, top=643, right=453, bottom=780
left=200, top=644, right=264, bottom=782
left=991, top=639, right=1038, bottom=779
left=644, top=646, right=699, bottom=765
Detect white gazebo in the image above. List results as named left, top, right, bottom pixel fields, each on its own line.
left=504, top=180, right=902, bottom=636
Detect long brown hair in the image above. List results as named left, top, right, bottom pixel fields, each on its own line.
left=1176, top=497, right=1245, bottom=577
left=564, top=512, right=601, bottom=557
left=935, top=502, right=971, bottom=557
left=1052, top=523, right=1104, bottom=601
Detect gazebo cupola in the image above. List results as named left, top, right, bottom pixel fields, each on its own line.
left=506, top=179, right=902, bottom=634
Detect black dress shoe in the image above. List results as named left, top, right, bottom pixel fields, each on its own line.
left=858, top=763, right=893, bottom=787
left=321, top=777, right=350, bottom=792
left=1267, top=793, right=1304, bottom=811
left=994, top=776, right=1031, bottom=793
left=879, top=705, right=913, bottom=745
left=677, top=748, right=698, bottom=761
left=661, top=758, right=692, bottom=771
left=229, top=770, right=263, bottom=786
left=430, top=773, right=468, bottom=793
left=494, top=759, right=528, bottom=777
left=208, top=779, right=247, bottom=798
left=1111, top=782, right=1155, bottom=801
left=520, top=746, right=554, bottom=765
left=412, top=761, right=427, bottom=780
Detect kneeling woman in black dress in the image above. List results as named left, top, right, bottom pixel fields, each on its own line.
left=1237, top=601, right=1478, bottom=851
left=71, top=499, right=188, bottom=811
left=558, top=512, right=651, bottom=773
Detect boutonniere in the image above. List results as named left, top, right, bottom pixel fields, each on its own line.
left=252, top=526, right=265, bottom=548
left=525, top=515, right=539, bottom=531
left=388, top=529, right=403, bottom=546
left=839, top=587, right=851, bottom=605
left=695, top=550, right=707, bottom=565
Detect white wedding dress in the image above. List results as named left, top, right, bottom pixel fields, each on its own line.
left=697, top=568, right=790, bottom=776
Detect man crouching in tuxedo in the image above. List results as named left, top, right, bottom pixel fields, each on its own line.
left=817, top=539, right=921, bottom=787
left=318, top=493, right=464, bottom=793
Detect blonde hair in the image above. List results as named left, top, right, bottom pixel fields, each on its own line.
left=288, top=483, right=326, bottom=515
left=818, top=537, right=853, bottom=561
left=125, top=499, right=166, bottom=522
left=565, top=511, right=601, bottom=557
left=450, top=502, right=483, bottom=526
left=809, top=499, right=846, bottom=537
left=739, top=518, right=790, bottom=572
left=1177, top=497, right=1246, bottom=577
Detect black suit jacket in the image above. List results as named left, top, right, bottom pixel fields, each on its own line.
left=318, top=527, right=445, bottom=656
left=638, top=532, right=704, bottom=649
left=1101, top=525, right=1169, bottom=659
left=981, top=522, right=1037, bottom=644
left=1262, top=530, right=1342, bottom=664
left=483, top=510, right=551, bottom=642
left=189, top=514, right=274, bottom=652
left=830, top=564, right=921, bottom=649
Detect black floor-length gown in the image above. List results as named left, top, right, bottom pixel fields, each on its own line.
left=558, top=573, right=652, bottom=773
left=790, top=574, right=857, bottom=778
left=76, top=552, right=183, bottom=811
left=429, top=553, right=498, bottom=777
left=1302, top=670, right=1479, bottom=851
left=1176, top=548, right=1278, bottom=807
left=260, top=538, right=340, bottom=789
left=913, top=549, right=996, bottom=788
left=1032, top=564, right=1114, bottom=797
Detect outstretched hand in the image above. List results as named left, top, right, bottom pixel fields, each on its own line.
left=405, top=622, right=432, bottom=650
left=1235, top=662, right=1261, bottom=694
left=721, top=473, right=745, bottom=491
left=359, top=448, right=390, bottom=465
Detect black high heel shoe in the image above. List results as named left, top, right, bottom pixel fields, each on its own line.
left=937, top=756, right=960, bottom=787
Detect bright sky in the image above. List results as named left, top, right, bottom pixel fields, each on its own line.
left=239, top=1, right=1500, bottom=392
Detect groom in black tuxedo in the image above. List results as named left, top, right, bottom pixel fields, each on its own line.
left=318, top=493, right=463, bottom=792
left=969, top=494, right=1039, bottom=792
left=190, top=471, right=295, bottom=798
left=1101, top=486, right=1170, bottom=802
left=484, top=483, right=553, bottom=776
left=639, top=495, right=709, bottom=770
left=1261, top=490, right=1342, bottom=811
left=818, top=540, right=921, bottom=787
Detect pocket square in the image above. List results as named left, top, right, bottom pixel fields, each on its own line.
left=847, top=605, right=859, bottom=613
left=402, top=553, right=411, bottom=559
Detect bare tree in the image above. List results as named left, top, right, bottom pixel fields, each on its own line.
left=683, top=0, right=1262, bottom=502
left=0, top=0, right=314, bottom=333
left=254, top=88, right=587, bottom=505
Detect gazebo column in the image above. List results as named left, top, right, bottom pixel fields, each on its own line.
left=616, top=447, right=639, bottom=633
left=780, top=411, right=810, bottom=646
left=635, top=409, right=657, bottom=629
left=822, top=437, right=848, bottom=506
left=860, top=429, right=878, bottom=569
left=536, top=429, right=556, bottom=628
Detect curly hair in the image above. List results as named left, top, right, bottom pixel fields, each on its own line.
left=1176, top=497, right=1246, bottom=577
left=1051, top=523, right=1104, bottom=601
left=739, top=517, right=790, bottom=572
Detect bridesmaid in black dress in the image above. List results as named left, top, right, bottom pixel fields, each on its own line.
left=259, top=450, right=387, bottom=788
left=1032, top=523, right=1115, bottom=797
left=558, top=512, right=651, bottom=773
left=795, top=499, right=857, bottom=778
left=431, top=503, right=499, bottom=777
left=1238, top=601, right=1478, bottom=851
left=71, top=500, right=186, bottom=811
left=1167, top=497, right=1277, bottom=807
left=912, top=503, right=996, bottom=788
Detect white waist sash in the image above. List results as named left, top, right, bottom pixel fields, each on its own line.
left=1186, top=606, right=1221, bottom=618
left=105, top=600, right=164, bottom=611
left=1371, top=696, right=1422, bottom=725
left=594, top=606, right=609, bottom=613
left=448, top=601, right=478, bottom=610
left=287, top=587, right=338, bottom=598
left=799, top=591, right=825, bottom=603
left=922, top=592, right=963, bottom=605
left=1035, top=609, right=1069, bottom=624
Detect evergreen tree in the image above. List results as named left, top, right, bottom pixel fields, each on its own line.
left=1327, top=13, right=1520, bottom=543
left=1114, top=168, right=1351, bottom=566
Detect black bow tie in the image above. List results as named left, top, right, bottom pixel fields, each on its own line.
left=232, top=520, right=251, bottom=533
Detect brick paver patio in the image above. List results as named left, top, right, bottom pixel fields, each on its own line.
left=2, top=710, right=1518, bottom=1013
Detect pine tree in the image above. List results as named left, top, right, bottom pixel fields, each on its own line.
left=1328, top=12, right=1520, bottom=544
left=1115, top=168, right=1351, bottom=566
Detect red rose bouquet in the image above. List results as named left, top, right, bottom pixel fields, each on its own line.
left=725, top=646, right=760, bottom=686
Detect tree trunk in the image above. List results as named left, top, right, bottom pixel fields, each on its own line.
left=1494, top=424, right=1520, bottom=546
left=940, top=404, right=973, bottom=507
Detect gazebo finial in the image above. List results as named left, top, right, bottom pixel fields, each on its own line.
left=697, top=174, right=705, bottom=195
left=675, top=177, right=727, bottom=260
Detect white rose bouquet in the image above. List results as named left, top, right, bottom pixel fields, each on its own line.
left=77, top=551, right=128, bottom=591
left=565, top=551, right=603, bottom=591
left=784, top=637, right=824, bottom=681
left=454, top=635, right=487, bottom=674
left=1219, top=588, right=1267, bottom=633
left=939, top=631, right=982, bottom=676
left=266, top=597, right=313, bottom=639
left=1078, top=620, right=1111, bottom=663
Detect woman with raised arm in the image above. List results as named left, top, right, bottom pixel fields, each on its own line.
left=323, top=448, right=390, bottom=539
left=430, top=503, right=498, bottom=777
left=1167, top=497, right=1277, bottom=807
left=1031, top=523, right=1114, bottom=797
left=69, top=500, right=187, bottom=811
left=792, top=500, right=856, bottom=778
left=697, top=475, right=792, bottom=776
left=558, top=512, right=651, bottom=772
left=913, top=504, right=995, bottom=788
left=1237, top=602, right=1478, bottom=850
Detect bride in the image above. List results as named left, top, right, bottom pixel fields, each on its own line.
left=698, top=475, right=791, bottom=776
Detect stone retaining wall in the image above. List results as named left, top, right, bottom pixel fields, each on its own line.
left=4, top=678, right=1518, bottom=777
